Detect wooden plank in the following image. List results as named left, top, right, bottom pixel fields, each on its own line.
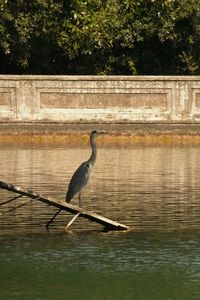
left=0, top=180, right=129, bottom=231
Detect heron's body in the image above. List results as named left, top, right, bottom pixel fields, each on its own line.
left=66, top=161, right=91, bottom=202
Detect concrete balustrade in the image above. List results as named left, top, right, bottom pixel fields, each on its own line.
left=1, top=75, right=200, bottom=124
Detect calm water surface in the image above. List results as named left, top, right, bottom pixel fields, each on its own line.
left=1, top=144, right=200, bottom=299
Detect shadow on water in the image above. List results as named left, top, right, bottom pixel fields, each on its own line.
left=1, top=144, right=200, bottom=299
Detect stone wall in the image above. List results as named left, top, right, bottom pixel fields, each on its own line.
left=1, top=75, right=200, bottom=123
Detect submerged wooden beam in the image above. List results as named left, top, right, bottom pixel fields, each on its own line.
left=64, top=212, right=81, bottom=231
left=0, top=180, right=129, bottom=231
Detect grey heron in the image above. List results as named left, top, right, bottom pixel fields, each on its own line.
left=46, top=130, right=106, bottom=228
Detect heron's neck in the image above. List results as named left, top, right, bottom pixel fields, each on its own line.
left=88, top=135, right=97, bottom=167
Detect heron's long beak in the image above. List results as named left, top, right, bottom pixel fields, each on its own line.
left=98, top=131, right=107, bottom=135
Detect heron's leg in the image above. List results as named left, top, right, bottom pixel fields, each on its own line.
left=78, top=191, right=83, bottom=208
left=46, top=208, right=62, bottom=229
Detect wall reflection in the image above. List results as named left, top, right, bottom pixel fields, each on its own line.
left=1, top=145, right=200, bottom=233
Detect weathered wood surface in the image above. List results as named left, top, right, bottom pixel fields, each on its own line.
left=0, top=180, right=129, bottom=231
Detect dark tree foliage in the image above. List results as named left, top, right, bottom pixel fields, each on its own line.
left=0, top=0, right=200, bottom=75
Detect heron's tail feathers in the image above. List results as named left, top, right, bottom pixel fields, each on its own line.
left=65, top=193, right=72, bottom=203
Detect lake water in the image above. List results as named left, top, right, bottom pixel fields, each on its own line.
left=1, top=144, right=200, bottom=299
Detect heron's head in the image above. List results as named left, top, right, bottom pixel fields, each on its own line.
left=91, top=130, right=107, bottom=137
left=90, top=130, right=107, bottom=145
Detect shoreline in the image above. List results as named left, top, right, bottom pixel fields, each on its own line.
left=1, top=122, right=200, bottom=145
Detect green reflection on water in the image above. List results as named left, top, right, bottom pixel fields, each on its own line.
left=1, top=231, right=200, bottom=300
